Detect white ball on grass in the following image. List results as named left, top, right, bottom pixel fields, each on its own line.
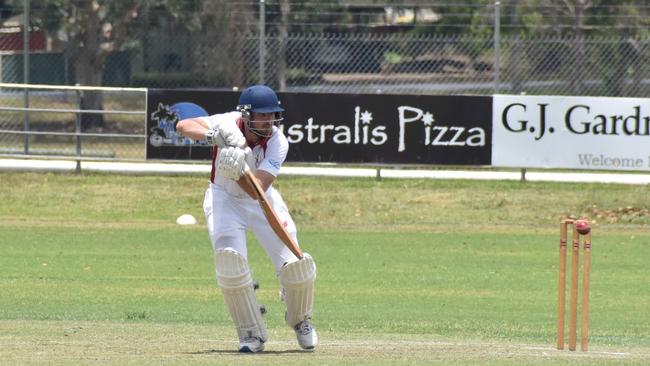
left=176, top=214, right=197, bottom=225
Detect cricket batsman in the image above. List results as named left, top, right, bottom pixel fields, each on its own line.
left=176, top=85, right=317, bottom=352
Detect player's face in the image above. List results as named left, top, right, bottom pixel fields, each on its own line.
left=249, top=112, right=276, bottom=137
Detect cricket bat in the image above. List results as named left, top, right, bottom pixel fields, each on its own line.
left=243, top=168, right=304, bottom=259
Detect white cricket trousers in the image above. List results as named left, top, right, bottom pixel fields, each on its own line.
left=203, top=183, right=299, bottom=273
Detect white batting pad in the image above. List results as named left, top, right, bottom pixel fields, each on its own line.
left=279, top=253, right=317, bottom=327
left=215, top=248, right=267, bottom=342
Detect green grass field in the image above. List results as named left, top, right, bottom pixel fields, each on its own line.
left=1, top=171, right=649, bottom=365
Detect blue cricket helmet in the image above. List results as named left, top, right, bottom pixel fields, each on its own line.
left=237, top=85, right=284, bottom=113
left=237, top=85, right=284, bottom=138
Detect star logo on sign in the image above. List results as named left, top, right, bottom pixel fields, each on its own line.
left=423, top=112, right=435, bottom=126
left=360, top=110, right=373, bottom=125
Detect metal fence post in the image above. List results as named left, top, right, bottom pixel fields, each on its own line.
left=75, top=85, right=82, bottom=173
left=259, top=0, right=266, bottom=84
left=493, top=1, right=501, bottom=94
left=23, top=0, right=30, bottom=154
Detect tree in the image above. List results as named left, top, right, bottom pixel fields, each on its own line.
left=520, top=0, right=650, bottom=95
left=155, top=0, right=256, bottom=88
left=468, top=0, right=650, bottom=96
left=263, top=0, right=346, bottom=88
left=523, top=0, right=594, bottom=94
left=31, top=0, right=142, bottom=128
left=584, top=0, right=650, bottom=95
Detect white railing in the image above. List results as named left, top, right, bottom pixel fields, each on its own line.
left=0, top=83, right=148, bottom=170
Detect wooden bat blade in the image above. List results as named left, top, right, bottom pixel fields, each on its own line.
left=243, top=171, right=304, bottom=259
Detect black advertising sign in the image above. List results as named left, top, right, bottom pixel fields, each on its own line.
left=147, top=89, right=492, bottom=165
left=282, top=92, right=491, bottom=165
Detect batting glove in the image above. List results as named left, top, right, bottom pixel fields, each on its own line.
left=217, top=146, right=251, bottom=180
left=205, top=123, right=246, bottom=148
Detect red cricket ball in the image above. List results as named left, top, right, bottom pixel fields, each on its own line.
left=576, top=220, right=591, bottom=235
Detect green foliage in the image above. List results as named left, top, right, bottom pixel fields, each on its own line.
left=383, top=51, right=403, bottom=64
left=429, top=0, right=483, bottom=35
left=31, top=0, right=140, bottom=43
left=285, top=68, right=320, bottom=85
left=264, top=0, right=347, bottom=33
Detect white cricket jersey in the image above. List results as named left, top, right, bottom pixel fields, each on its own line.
left=199, top=111, right=289, bottom=197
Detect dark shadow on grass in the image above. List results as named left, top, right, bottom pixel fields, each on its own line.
left=186, top=349, right=307, bottom=355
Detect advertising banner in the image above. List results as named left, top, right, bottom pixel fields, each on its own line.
left=493, top=95, right=650, bottom=171
left=147, top=89, right=492, bottom=165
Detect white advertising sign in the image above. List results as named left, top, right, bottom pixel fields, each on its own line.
left=492, top=95, right=650, bottom=171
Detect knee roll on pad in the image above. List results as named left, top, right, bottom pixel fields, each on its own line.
left=215, top=248, right=267, bottom=342
left=279, top=253, right=316, bottom=327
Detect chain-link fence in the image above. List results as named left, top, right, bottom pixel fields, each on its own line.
left=2, top=2, right=650, bottom=161
left=232, top=33, right=649, bottom=97
left=2, top=31, right=649, bottom=97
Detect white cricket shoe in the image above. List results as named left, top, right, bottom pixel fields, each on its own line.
left=294, top=319, right=318, bottom=350
left=239, top=337, right=265, bottom=353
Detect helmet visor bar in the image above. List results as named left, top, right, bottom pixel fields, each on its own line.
left=247, top=114, right=283, bottom=138
left=250, top=115, right=283, bottom=126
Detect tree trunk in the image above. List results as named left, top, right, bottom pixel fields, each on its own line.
left=74, top=56, right=105, bottom=130
left=72, top=2, right=136, bottom=129
left=74, top=2, right=106, bottom=129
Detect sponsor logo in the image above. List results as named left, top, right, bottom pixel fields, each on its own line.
left=268, top=159, right=281, bottom=170
left=149, top=102, right=208, bottom=147
left=398, top=106, right=486, bottom=152
left=285, top=105, right=486, bottom=152
left=501, top=103, right=650, bottom=141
